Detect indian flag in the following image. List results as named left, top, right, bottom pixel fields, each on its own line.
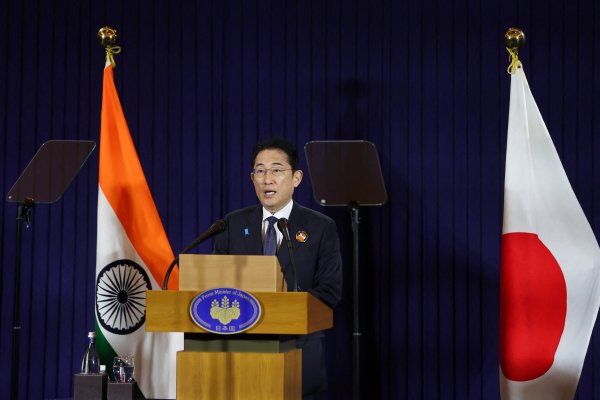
left=95, top=62, right=183, bottom=398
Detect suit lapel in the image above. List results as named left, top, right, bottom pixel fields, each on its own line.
left=244, top=205, right=264, bottom=255
left=287, top=203, right=307, bottom=253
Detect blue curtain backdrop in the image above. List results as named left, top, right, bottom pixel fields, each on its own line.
left=2, top=0, right=600, bottom=399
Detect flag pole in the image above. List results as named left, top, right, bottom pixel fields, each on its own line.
left=504, top=28, right=526, bottom=74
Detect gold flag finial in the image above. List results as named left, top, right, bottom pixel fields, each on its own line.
left=97, top=27, right=121, bottom=68
left=505, top=28, right=525, bottom=74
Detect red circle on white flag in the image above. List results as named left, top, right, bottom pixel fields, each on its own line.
left=499, top=232, right=567, bottom=381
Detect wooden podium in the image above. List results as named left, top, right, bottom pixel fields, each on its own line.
left=146, top=255, right=333, bottom=400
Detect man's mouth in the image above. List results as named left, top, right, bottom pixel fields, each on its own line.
left=264, top=191, right=276, bottom=197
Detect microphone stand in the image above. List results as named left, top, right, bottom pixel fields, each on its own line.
left=277, top=219, right=298, bottom=292
left=283, top=233, right=298, bottom=292
left=162, top=220, right=227, bottom=290
left=162, top=257, right=180, bottom=290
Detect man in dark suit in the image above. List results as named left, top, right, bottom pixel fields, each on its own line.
left=214, top=137, right=343, bottom=398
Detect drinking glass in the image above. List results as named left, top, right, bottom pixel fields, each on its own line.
left=113, top=355, right=135, bottom=383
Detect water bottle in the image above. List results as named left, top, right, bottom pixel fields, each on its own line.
left=80, top=331, right=100, bottom=374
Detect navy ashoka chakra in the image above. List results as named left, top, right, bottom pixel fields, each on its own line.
left=96, top=259, right=151, bottom=335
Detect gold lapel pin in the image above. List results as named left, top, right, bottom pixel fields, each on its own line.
left=295, top=231, right=308, bottom=243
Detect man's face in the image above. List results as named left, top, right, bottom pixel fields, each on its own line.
left=251, top=148, right=303, bottom=213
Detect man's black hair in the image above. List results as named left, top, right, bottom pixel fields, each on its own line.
left=251, top=136, right=299, bottom=170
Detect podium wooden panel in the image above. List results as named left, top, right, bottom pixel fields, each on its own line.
left=177, top=349, right=301, bottom=400
left=147, top=291, right=332, bottom=335
left=146, top=254, right=333, bottom=400
left=179, top=254, right=287, bottom=292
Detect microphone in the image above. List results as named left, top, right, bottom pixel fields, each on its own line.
left=277, top=218, right=298, bottom=292
left=180, top=219, right=227, bottom=254
left=162, top=219, right=227, bottom=290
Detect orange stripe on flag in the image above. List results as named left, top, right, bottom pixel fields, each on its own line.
left=99, top=65, right=178, bottom=289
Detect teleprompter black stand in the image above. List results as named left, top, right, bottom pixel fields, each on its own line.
left=6, top=140, right=96, bottom=400
left=305, top=140, right=387, bottom=400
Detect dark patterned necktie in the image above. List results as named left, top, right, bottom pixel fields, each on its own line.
left=263, top=216, right=278, bottom=255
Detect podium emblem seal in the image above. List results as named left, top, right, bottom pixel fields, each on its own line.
left=190, top=288, right=261, bottom=334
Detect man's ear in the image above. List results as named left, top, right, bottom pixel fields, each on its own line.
left=293, top=170, right=303, bottom=188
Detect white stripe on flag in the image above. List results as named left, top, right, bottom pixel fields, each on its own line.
left=96, top=188, right=182, bottom=398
